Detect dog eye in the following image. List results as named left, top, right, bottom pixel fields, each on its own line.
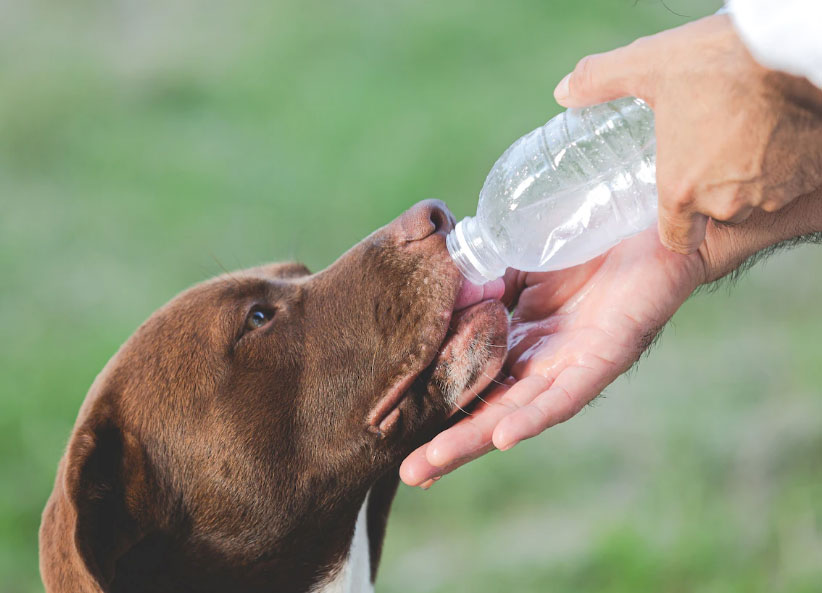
left=245, top=307, right=274, bottom=332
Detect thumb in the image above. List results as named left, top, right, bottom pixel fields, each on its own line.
left=554, top=42, right=653, bottom=108
left=657, top=200, right=709, bottom=255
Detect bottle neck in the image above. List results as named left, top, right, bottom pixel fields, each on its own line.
left=446, top=216, right=506, bottom=284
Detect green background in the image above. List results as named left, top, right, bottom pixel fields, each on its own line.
left=3, top=1, right=821, bottom=591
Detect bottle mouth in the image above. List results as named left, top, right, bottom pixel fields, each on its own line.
left=446, top=217, right=505, bottom=285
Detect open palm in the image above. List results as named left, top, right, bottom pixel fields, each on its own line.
left=400, top=228, right=705, bottom=486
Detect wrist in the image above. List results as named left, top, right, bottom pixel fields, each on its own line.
left=697, top=189, right=822, bottom=284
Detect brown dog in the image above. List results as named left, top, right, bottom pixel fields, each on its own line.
left=39, top=200, right=508, bottom=593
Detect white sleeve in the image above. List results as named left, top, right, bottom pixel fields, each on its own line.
left=726, top=0, right=822, bottom=88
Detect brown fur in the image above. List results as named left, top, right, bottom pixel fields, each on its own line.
left=39, top=201, right=508, bottom=593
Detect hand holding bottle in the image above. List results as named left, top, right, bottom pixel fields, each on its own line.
left=554, top=14, right=822, bottom=254
left=400, top=12, right=822, bottom=487
left=447, top=97, right=659, bottom=283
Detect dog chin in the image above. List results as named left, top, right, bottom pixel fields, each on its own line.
left=428, top=299, right=509, bottom=410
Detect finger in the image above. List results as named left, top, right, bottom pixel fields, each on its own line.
left=400, top=381, right=517, bottom=486
left=419, top=476, right=444, bottom=490
left=425, top=417, right=495, bottom=469
left=400, top=420, right=500, bottom=486
left=696, top=182, right=759, bottom=225
left=657, top=199, right=709, bottom=254
left=399, top=383, right=511, bottom=486
left=493, top=363, right=611, bottom=450
left=402, top=441, right=497, bottom=487
left=501, top=268, right=526, bottom=310
left=554, top=41, right=654, bottom=108
left=425, top=376, right=551, bottom=468
left=426, top=444, right=497, bottom=486
left=399, top=443, right=438, bottom=486
left=711, top=204, right=754, bottom=226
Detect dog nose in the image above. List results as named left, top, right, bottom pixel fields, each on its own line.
left=399, top=200, right=455, bottom=242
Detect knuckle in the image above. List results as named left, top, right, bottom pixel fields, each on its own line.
left=571, top=54, right=597, bottom=93
left=625, top=36, right=656, bottom=88
left=713, top=201, right=743, bottom=222
left=760, top=197, right=784, bottom=213
left=551, top=387, right=580, bottom=424
left=671, top=194, right=695, bottom=213
left=707, top=188, right=747, bottom=222
left=659, top=202, right=691, bottom=230
left=494, top=398, right=522, bottom=415
left=658, top=180, right=695, bottom=212
left=749, top=191, right=765, bottom=209
left=659, top=214, right=703, bottom=254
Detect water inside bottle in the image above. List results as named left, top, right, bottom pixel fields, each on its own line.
left=483, top=155, right=657, bottom=272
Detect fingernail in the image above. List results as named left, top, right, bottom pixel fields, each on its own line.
left=419, top=478, right=436, bottom=490
left=554, top=74, right=571, bottom=103
left=498, top=440, right=517, bottom=452
left=427, top=446, right=445, bottom=467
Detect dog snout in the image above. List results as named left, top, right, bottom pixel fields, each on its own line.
left=398, top=200, right=455, bottom=242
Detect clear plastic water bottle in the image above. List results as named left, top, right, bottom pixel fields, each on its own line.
left=447, top=97, right=657, bottom=284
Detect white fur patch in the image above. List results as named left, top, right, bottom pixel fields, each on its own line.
left=311, top=490, right=374, bottom=593
left=444, top=338, right=491, bottom=408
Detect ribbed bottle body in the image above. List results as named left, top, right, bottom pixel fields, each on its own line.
left=448, top=97, right=658, bottom=282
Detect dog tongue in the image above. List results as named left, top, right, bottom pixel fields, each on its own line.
left=453, top=277, right=505, bottom=312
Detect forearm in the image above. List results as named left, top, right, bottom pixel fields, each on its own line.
left=699, top=188, right=822, bottom=284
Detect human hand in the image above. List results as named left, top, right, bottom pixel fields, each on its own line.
left=400, top=229, right=703, bottom=487
left=553, top=14, right=822, bottom=254
left=400, top=192, right=822, bottom=487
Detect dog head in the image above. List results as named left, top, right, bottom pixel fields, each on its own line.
left=40, top=200, right=508, bottom=593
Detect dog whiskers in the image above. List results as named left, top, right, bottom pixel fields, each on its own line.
left=471, top=391, right=489, bottom=406
left=369, top=346, right=378, bottom=386
left=453, top=401, right=472, bottom=416
left=480, top=370, right=510, bottom=387
left=461, top=379, right=487, bottom=407
left=210, top=252, right=243, bottom=288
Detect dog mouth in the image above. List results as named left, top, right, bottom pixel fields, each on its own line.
left=429, top=289, right=508, bottom=410
left=367, top=277, right=508, bottom=436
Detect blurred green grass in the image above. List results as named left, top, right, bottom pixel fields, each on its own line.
left=2, top=1, right=821, bottom=592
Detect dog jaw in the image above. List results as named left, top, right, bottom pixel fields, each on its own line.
left=365, top=276, right=508, bottom=438
left=427, top=299, right=509, bottom=410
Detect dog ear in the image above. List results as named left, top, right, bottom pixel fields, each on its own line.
left=262, top=262, right=312, bottom=279
left=63, top=416, right=152, bottom=589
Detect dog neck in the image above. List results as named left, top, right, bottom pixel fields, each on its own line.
left=312, top=490, right=373, bottom=593
left=313, top=470, right=400, bottom=593
left=41, top=466, right=401, bottom=593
